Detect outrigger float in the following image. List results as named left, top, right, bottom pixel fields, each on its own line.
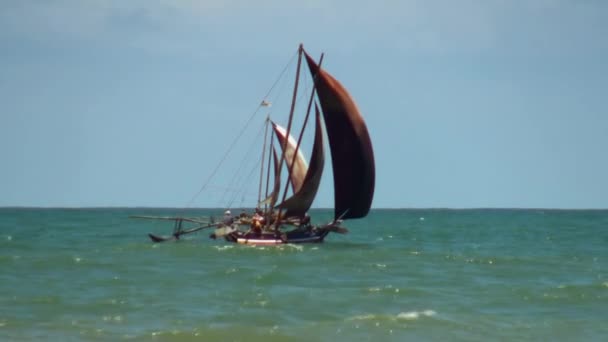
left=132, top=44, right=375, bottom=245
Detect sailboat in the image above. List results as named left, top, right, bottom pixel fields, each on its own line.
left=139, top=44, right=375, bottom=245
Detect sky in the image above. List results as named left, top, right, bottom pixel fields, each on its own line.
left=1, top=0, right=607, bottom=209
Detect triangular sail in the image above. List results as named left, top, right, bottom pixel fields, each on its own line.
left=304, top=50, right=375, bottom=220
left=272, top=122, right=308, bottom=193
left=277, top=105, right=325, bottom=217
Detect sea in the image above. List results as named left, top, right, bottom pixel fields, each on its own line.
left=1, top=208, right=607, bottom=341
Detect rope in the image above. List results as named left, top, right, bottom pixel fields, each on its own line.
left=219, top=120, right=266, bottom=206
left=227, top=153, right=264, bottom=209
left=185, top=49, right=299, bottom=208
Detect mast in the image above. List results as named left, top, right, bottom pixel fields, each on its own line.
left=274, top=44, right=303, bottom=214
left=263, top=129, right=274, bottom=211
left=277, top=52, right=324, bottom=214
left=257, top=117, right=270, bottom=205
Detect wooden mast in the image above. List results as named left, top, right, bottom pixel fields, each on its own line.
left=277, top=52, right=324, bottom=217
left=273, top=44, right=303, bottom=218
left=257, top=117, right=270, bottom=205
left=263, top=127, right=275, bottom=211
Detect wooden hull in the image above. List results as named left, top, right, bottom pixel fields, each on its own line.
left=224, top=228, right=330, bottom=245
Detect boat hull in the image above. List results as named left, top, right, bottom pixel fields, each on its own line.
left=148, top=233, right=177, bottom=242
left=224, top=228, right=329, bottom=245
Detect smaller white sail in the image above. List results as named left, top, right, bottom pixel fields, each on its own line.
left=272, top=122, right=308, bottom=193
left=277, top=106, right=325, bottom=218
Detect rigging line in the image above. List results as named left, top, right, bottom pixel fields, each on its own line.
left=257, top=117, right=270, bottom=204
left=227, top=152, right=264, bottom=209
left=268, top=63, right=293, bottom=121
left=228, top=158, right=260, bottom=208
left=219, top=120, right=267, bottom=206
left=222, top=126, right=268, bottom=208
left=226, top=120, right=267, bottom=203
left=184, top=49, right=299, bottom=208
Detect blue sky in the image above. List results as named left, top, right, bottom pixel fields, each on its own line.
left=1, top=0, right=607, bottom=209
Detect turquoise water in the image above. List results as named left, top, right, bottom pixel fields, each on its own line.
left=1, top=208, right=607, bottom=341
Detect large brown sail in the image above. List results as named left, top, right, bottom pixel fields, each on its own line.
left=277, top=106, right=325, bottom=217
left=304, top=51, right=375, bottom=220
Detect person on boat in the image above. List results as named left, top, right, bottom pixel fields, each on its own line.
left=301, top=214, right=311, bottom=226
left=300, top=214, right=313, bottom=233
left=223, top=210, right=234, bottom=226
left=251, top=208, right=264, bottom=235
left=252, top=208, right=265, bottom=222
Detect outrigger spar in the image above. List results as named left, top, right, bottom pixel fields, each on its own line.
left=133, top=44, right=375, bottom=245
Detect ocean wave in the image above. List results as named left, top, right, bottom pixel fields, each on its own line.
left=347, top=310, right=436, bottom=322
left=279, top=244, right=304, bottom=252
left=213, top=245, right=234, bottom=251
left=552, top=282, right=608, bottom=291
left=348, top=314, right=377, bottom=321
left=397, top=310, right=436, bottom=320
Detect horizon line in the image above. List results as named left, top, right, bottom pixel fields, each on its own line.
left=1, top=206, right=607, bottom=211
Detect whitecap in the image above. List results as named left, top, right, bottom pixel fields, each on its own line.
left=284, top=244, right=303, bottom=251
left=397, top=310, right=436, bottom=320
left=347, top=314, right=376, bottom=321
left=397, top=312, right=419, bottom=320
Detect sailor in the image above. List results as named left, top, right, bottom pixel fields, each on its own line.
left=251, top=208, right=264, bottom=235
left=301, top=214, right=311, bottom=226
left=301, top=214, right=312, bottom=233
left=223, top=210, right=234, bottom=226
left=251, top=208, right=263, bottom=221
